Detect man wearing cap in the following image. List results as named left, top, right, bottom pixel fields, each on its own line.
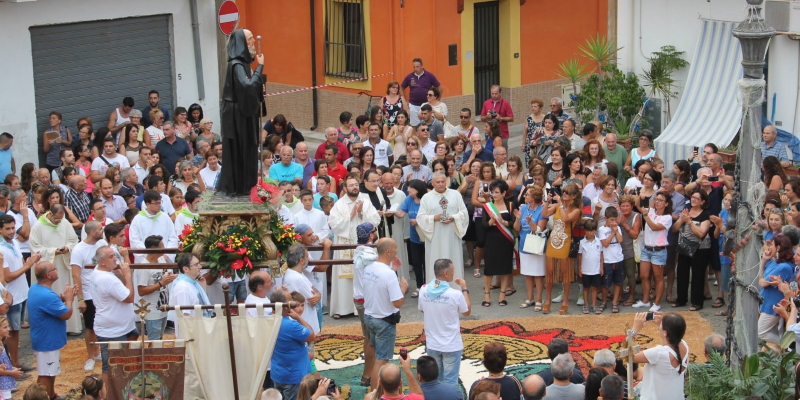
left=352, top=222, right=378, bottom=387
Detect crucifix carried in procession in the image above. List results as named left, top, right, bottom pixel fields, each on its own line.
left=615, top=327, right=640, bottom=400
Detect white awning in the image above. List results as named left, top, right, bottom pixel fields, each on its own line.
left=654, top=20, right=743, bottom=166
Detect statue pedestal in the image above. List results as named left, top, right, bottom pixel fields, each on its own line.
left=191, top=194, right=281, bottom=277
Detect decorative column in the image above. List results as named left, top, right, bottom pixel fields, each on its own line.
left=730, top=0, right=775, bottom=365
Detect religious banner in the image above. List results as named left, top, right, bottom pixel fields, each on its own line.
left=106, top=345, right=186, bottom=400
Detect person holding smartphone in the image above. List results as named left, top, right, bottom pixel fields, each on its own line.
left=471, top=162, right=498, bottom=279
left=631, top=312, right=689, bottom=400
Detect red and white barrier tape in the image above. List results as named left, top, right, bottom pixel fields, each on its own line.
left=264, top=72, right=394, bottom=97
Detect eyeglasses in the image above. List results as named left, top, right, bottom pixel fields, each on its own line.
left=690, top=196, right=703, bottom=201
left=149, top=200, right=162, bottom=205
left=460, top=116, right=470, bottom=119
left=45, top=267, right=57, bottom=274
left=427, top=93, right=435, bottom=97
left=406, top=142, right=417, bottom=146
left=419, top=129, right=429, bottom=132
left=189, top=261, right=202, bottom=268
left=653, top=198, right=666, bottom=203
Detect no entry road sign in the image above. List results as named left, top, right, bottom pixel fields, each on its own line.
left=218, top=0, right=240, bottom=36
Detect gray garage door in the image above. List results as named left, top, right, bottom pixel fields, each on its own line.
left=30, top=15, right=174, bottom=166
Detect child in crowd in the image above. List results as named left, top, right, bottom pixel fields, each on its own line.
left=578, top=220, right=603, bottom=315
left=599, top=207, right=625, bottom=313
left=0, top=318, right=20, bottom=400
left=290, top=291, right=319, bottom=379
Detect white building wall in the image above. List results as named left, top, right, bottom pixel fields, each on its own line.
left=767, top=36, right=800, bottom=134
left=0, top=0, right=221, bottom=168
left=617, top=0, right=752, bottom=130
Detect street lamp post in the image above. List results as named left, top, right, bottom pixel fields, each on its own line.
left=731, top=0, right=775, bottom=365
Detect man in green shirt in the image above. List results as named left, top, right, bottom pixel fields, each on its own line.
left=603, top=133, right=629, bottom=187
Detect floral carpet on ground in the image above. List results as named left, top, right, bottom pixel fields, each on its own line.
left=21, top=313, right=713, bottom=400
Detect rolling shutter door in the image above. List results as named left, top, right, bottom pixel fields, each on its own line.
left=30, top=15, right=174, bottom=165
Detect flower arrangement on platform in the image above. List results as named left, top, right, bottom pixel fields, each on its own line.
left=269, top=218, right=301, bottom=259
left=205, top=226, right=266, bottom=279
left=178, top=223, right=200, bottom=252
left=250, top=178, right=281, bottom=207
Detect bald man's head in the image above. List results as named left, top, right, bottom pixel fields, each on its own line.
left=35, top=261, right=55, bottom=281
left=522, top=374, right=546, bottom=400
left=378, top=364, right=402, bottom=393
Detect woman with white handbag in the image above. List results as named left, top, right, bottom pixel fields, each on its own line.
left=514, top=185, right=548, bottom=311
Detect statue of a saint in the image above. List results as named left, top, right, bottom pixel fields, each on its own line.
left=219, top=29, right=265, bottom=195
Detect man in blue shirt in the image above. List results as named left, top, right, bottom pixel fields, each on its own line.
left=416, top=356, right=463, bottom=400
left=761, top=125, right=790, bottom=167
left=0, top=133, right=15, bottom=180
left=269, top=288, right=315, bottom=400
left=28, top=261, right=77, bottom=400
left=141, top=90, right=171, bottom=128
left=270, top=146, right=304, bottom=185
left=459, top=133, right=494, bottom=174
left=155, top=122, right=191, bottom=175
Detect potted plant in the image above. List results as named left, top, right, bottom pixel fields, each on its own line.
left=640, top=45, right=689, bottom=124
left=785, top=163, right=800, bottom=177
left=718, top=144, right=738, bottom=164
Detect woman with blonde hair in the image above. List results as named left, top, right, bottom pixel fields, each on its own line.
left=145, top=109, right=165, bottom=147
left=194, top=118, right=220, bottom=147
left=542, top=183, right=582, bottom=314
left=297, top=374, right=342, bottom=400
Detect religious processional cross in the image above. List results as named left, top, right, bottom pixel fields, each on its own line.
left=615, top=327, right=639, bottom=400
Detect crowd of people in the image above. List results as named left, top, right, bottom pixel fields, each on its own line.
left=0, top=57, right=785, bottom=399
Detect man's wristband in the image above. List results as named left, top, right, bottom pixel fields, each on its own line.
left=461, top=289, right=469, bottom=294
left=77, top=298, right=84, bottom=302
left=157, top=281, right=163, bottom=287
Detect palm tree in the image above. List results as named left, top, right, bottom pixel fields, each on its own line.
left=577, top=35, right=621, bottom=120
left=554, top=58, right=589, bottom=106
left=640, top=45, right=689, bottom=123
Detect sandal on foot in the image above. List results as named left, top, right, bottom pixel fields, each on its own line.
left=542, top=303, right=551, bottom=314
left=499, top=300, right=508, bottom=306
left=612, top=303, right=620, bottom=313
left=504, top=289, right=517, bottom=296
left=715, top=309, right=729, bottom=317
left=559, top=304, right=569, bottom=315
left=594, top=305, right=603, bottom=314
left=473, top=269, right=482, bottom=278
left=582, top=305, right=590, bottom=314
left=482, top=301, right=491, bottom=307
left=534, top=302, right=543, bottom=312
left=490, top=284, right=501, bottom=290
left=333, top=314, right=341, bottom=320
left=689, top=305, right=703, bottom=311
left=666, top=297, right=677, bottom=303
left=411, top=289, right=420, bottom=298
left=360, top=376, right=371, bottom=387
left=520, top=300, right=534, bottom=308
left=711, top=297, right=725, bottom=308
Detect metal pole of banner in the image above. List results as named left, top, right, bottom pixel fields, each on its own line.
left=222, top=283, right=241, bottom=400
left=135, top=300, right=151, bottom=400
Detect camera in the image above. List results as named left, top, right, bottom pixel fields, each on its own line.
left=489, top=110, right=497, bottom=118
left=327, top=380, right=337, bottom=395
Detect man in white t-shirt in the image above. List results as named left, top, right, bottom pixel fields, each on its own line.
left=70, top=221, right=107, bottom=371
left=456, top=108, right=479, bottom=138
left=0, top=214, right=41, bottom=375
left=362, top=238, right=408, bottom=390
left=245, top=270, right=275, bottom=317
left=281, top=243, right=321, bottom=334
left=135, top=235, right=176, bottom=341
left=90, top=136, right=130, bottom=184
left=89, top=245, right=137, bottom=381
left=418, top=258, right=470, bottom=385
left=363, top=123, right=394, bottom=167
left=8, top=188, right=36, bottom=259
left=133, top=147, right=153, bottom=185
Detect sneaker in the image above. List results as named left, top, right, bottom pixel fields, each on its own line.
left=84, top=359, right=95, bottom=371
left=649, top=304, right=662, bottom=312
left=714, top=280, right=718, bottom=286
left=552, top=292, right=564, bottom=303
left=15, top=373, right=30, bottom=381
left=18, top=364, right=34, bottom=372
left=577, top=295, right=585, bottom=306
left=94, top=354, right=102, bottom=361
left=632, top=300, right=651, bottom=308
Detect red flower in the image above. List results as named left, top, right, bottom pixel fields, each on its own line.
left=235, top=248, right=246, bottom=256
left=277, top=251, right=282, bottom=257
left=244, top=256, right=253, bottom=269
left=217, top=243, right=226, bottom=249
left=231, top=260, right=244, bottom=270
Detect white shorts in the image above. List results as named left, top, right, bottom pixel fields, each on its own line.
left=36, top=350, right=61, bottom=377
left=0, top=389, right=10, bottom=399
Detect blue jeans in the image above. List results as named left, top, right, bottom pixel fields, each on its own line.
left=364, top=315, right=397, bottom=360
left=426, top=348, right=462, bottom=385
left=274, top=382, right=300, bottom=400
left=721, top=262, right=732, bottom=292
left=316, top=302, right=323, bottom=330
left=228, top=280, right=248, bottom=303
left=145, top=317, right=167, bottom=340
left=98, top=328, right=139, bottom=373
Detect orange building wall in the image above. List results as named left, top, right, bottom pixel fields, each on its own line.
left=519, top=0, right=608, bottom=84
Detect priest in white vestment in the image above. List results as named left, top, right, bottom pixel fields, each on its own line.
left=327, top=176, right=380, bottom=317
left=29, top=205, right=81, bottom=334
left=416, top=173, right=469, bottom=286
left=380, top=172, right=409, bottom=281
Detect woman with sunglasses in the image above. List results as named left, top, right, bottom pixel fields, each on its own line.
left=541, top=183, right=582, bottom=314
left=145, top=109, right=166, bottom=148
left=172, top=106, right=194, bottom=141
left=429, top=141, right=450, bottom=168
left=624, top=130, right=658, bottom=176
left=450, top=137, right=468, bottom=171
left=395, top=136, right=429, bottom=166
left=421, top=87, right=448, bottom=122
left=635, top=191, right=673, bottom=312
left=671, top=189, right=711, bottom=311
left=381, top=81, right=410, bottom=128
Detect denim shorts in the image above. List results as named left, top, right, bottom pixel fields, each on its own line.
left=145, top=317, right=167, bottom=340
left=364, top=315, right=397, bottom=361
left=603, top=262, right=625, bottom=288
left=640, top=247, right=667, bottom=265
left=227, top=280, right=248, bottom=303
left=7, top=303, right=22, bottom=331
